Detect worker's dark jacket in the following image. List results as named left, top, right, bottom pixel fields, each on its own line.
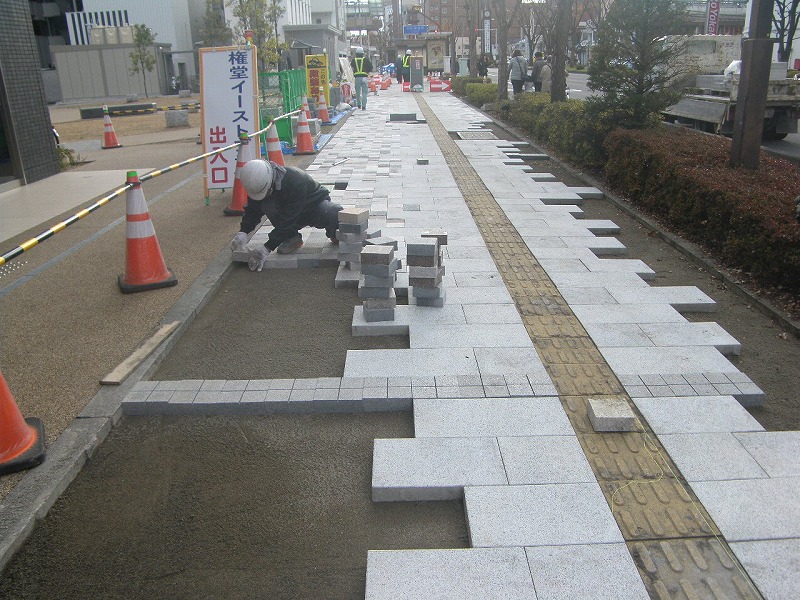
left=239, top=167, right=331, bottom=251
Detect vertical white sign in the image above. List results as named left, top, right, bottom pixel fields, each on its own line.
left=484, top=19, right=491, bottom=54
left=200, top=46, right=260, bottom=194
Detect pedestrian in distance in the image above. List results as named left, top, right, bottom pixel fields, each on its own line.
left=540, top=55, right=553, bottom=94
left=350, top=47, right=373, bottom=110
left=230, top=160, right=343, bottom=271
left=509, top=49, right=528, bottom=96
left=530, top=52, right=545, bottom=92
left=394, top=54, right=403, bottom=83
left=477, top=54, right=490, bottom=79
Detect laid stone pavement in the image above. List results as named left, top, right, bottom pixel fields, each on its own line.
left=115, top=85, right=799, bottom=597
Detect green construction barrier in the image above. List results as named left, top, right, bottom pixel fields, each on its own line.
left=258, top=69, right=307, bottom=144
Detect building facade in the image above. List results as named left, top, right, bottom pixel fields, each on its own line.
left=1, top=0, right=60, bottom=187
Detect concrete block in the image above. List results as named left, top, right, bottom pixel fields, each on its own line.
left=733, top=431, right=800, bottom=477
left=412, top=296, right=445, bottom=307
left=364, top=296, right=397, bottom=310
left=361, top=274, right=395, bottom=287
left=359, top=286, right=395, bottom=299
left=411, top=286, right=444, bottom=299
left=389, top=113, right=417, bottom=121
left=363, top=307, right=396, bottom=322
left=165, top=109, right=189, bottom=127
left=338, top=207, right=370, bottom=224
left=406, top=254, right=438, bottom=267
left=659, top=432, right=769, bottom=482
left=361, top=259, right=401, bottom=276
left=729, top=539, right=800, bottom=600
left=361, top=245, right=395, bottom=264
left=406, top=238, right=438, bottom=256
left=588, top=397, right=637, bottom=432
left=421, top=228, right=448, bottom=246
left=408, top=266, right=444, bottom=279
left=498, top=436, right=596, bottom=485
left=336, top=231, right=368, bottom=244
left=633, top=395, right=765, bottom=434
left=339, top=221, right=368, bottom=234
left=416, top=157, right=429, bottom=165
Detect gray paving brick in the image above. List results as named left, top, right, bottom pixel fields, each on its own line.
left=659, top=433, right=769, bottom=481
left=499, top=436, right=596, bottom=485
left=733, top=431, right=800, bottom=477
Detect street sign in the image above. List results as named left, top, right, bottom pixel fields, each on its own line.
left=403, top=25, right=429, bottom=35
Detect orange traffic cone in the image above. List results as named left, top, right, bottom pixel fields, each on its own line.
left=301, top=96, right=312, bottom=120
left=294, top=110, right=316, bottom=155
left=118, top=171, right=177, bottom=293
left=225, top=130, right=253, bottom=216
left=265, top=123, right=285, bottom=166
left=317, top=93, right=331, bottom=124
left=0, top=369, right=45, bottom=476
left=101, top=105, right=122, bottom=149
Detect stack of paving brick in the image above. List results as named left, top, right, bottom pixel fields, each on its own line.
left=407, top=230, right=447, bottom=307
left=336, top=207, right=370, bottom=269
left=359, top=245, right=401, bottom=321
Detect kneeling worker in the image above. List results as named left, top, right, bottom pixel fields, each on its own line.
left=230, top=159, right=342, bottom=271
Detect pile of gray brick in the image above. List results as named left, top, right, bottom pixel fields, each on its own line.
left=337, top=207, right=370, bottom=269
left=408, top=230, right=447, bottom=307
left=360, top=244, right=401, bottom=322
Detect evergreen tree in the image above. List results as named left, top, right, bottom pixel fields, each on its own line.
left=129, top=25, right=157, bottom=98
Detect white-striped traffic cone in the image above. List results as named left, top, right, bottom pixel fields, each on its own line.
left=301, top=96, right=312, bottom=120
left=225, top=130, right=253, bottom=216
left=294, top=110, right=316, bottom=155
left=101, top=105, right=122, bottom=149
left=118, top=171, right=177, bottom=293
left=265, top=123, right=285, bottom=166
left=317, top=93, right=331, bottom=124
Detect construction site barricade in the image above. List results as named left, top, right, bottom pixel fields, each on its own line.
left=259, top=69, right=307, bottom=145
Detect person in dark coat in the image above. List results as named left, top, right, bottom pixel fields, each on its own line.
left=230, top=159, right=342, bottom=271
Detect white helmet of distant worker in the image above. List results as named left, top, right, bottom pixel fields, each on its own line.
left=406, top=49, right=412, bottom=55
left=355, top=47, right=364, bottom=55
left=239, top=159, right=274, bottom=201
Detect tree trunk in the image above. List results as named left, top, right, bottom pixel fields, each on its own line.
left=550, top=0, right=572, bottom=102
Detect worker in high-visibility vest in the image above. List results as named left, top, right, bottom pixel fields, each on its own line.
left=350, top=47, right=373, bottom=111
left=400, top=49, right=412, bottom=84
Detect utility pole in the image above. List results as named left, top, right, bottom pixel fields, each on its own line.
left=729, top=0, right=776, bottom=169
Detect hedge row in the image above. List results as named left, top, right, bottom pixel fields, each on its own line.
left=491, top=95, right=800, bottom=292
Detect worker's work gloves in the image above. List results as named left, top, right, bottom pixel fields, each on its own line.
left=248, top=245, right=271, bottom=272
left=230, top=232, right=249, bottom=252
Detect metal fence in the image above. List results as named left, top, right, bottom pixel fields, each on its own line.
left=258, top=69, right=308, bottom=144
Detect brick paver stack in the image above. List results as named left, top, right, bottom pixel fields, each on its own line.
left=359, top=244, right=401, bottom=322
left=407, top=230, right=447, bottom=307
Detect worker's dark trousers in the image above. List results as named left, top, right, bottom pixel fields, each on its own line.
left=263, top=199, right=343, bottom=245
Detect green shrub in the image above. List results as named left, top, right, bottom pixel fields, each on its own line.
left=465, top=83, right=498, bottom=107
left=604, top=127, right=800, bottom=290
left=57, top=146, right=80, bottom=171
left=451, top=76, right=485, bottom=96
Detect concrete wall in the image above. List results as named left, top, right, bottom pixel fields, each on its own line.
left=0, top=0, right=60, bottom=184
left=51, top=44, right=168, bottom=101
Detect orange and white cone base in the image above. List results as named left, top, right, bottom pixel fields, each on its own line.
left=225, top=133, right=253, bottom=216
left=266, top=123, right=285, bottom=166
left=101, top=105, right=122, bottom=149
left=0, top=370, right=45, bottom=476
left=119, top=171, right=177, bottom=293
left=294, top=110, right=316, bottom=155
left=317, top=93, right=331, bottom=124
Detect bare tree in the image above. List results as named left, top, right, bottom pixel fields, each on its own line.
left=774, top=0, right=800, bottom=63
left=550, top=0, right=572, bottom=101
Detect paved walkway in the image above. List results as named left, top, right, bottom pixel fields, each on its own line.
left=2, top=83, right=798, bottom=598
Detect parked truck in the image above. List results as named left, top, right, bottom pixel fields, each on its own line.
left=661, top=35, right=800, bottom=140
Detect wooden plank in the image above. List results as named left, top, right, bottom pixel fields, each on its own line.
left=100, top=321, right=180, bottom=385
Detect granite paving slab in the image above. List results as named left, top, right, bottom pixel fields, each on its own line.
left=632, top=396, right=765, bottom=434
left=365, top=548, right=536, bottom=600
left=498, top=436, right=597, bottom=485
left=413, top=397, right=572, bottom=438
left=658, top=433, right=769, bottom=481
left=691, top=477, right=800, bottom=541
left=372, top=437, right=507, bottom=501
left=729, top=539, right=800, bottom=600
left=525, top=543, right=650, bottom=600
left=465, top=484, right=625, bottom=547
left=602, top=346, right=739, bottom=376
left=733, top=431, right=800, bottom=477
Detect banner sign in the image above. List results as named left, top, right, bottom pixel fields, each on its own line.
left=199, top=45, right=260, bottom=194
left=404, top=25, right=428, bottom=35
left=706, top=0, right=720, bottom=35
left=305, top=54, right=331, bottom=106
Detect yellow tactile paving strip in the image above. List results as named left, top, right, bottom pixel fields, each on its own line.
left=415, top=95, right=763, bottom=600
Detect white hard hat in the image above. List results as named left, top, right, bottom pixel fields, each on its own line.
left=240, top=159, right=274, bottom=201
left=406, top=49, right=412, bottom=55
left=355, top=47, right=364, bottom=55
